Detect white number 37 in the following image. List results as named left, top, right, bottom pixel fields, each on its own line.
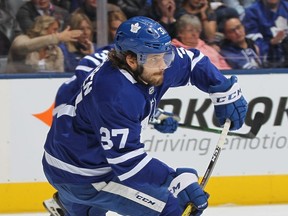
left=100, top=127, right=129, bottom=150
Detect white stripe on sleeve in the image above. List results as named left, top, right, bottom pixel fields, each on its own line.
left=118, top=155, right=152, bottom=181
left=107, top=148, right=145, bottom=164
left=56, top=105, right=76, bottom=118
left=75, top=65, right=94, bottom=73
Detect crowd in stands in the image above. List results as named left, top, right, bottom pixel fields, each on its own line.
left=0, top=0, right=287, bottom=73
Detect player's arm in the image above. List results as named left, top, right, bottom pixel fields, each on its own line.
left=171, top=48, right=248, bottom=130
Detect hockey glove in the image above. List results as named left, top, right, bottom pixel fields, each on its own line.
left=168, top=168, right=209, bottom=216
left=209, top=75, right=248, bottom=131
left=152, top=108, right=180, bottom=133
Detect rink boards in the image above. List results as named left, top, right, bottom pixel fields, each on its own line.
left=0, top=69, right=288, bottom=212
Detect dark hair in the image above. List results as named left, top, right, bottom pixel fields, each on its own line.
left=217, top=7, right=240, bottom=33
left=108, top=49, right=136, bottom=70
left=108, top=49, right=146, bottom=83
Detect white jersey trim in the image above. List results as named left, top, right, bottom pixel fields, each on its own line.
left=75, top=65, right=94, bottom=73
left=56, top=105, right=76, bottom=118
left=91, top=181, right=107, bottom=191
left=120, top=69, right=137, bottom=84
left=118, top=155, right=152, bottom=181
left=64, top=75, right=77, bottom=84
left=44, top=151, right=112, bottom=176
left=102, top=181, right=166, bottom=212
left=191, top=51, right=204, bottom=71
left=53, top=103, right=66, bottom=116
left=86, top=55, right=101, bottom=65
left=106, top=148, right=145, bottom=164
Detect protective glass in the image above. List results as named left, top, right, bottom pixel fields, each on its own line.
left=138, top=50, right=175, bottom=69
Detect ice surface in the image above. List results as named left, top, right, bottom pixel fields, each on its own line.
left=1, top=204, right=288, bottom=216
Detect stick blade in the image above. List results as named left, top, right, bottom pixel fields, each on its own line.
left=246, top=112, right=265, bottom=138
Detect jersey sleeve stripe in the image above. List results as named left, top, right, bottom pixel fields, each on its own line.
left=56, top=105, right=76, bottom=118
left=53, top=104, right=67, bottom=116
left=75, top=65, right=94, bottom=73
left=118, top=155, right=152, bottom=181
left=190, top=50, right=204, bottom=70
left=106, top=148, right=145, bottom=164
left=44, top=151, right=112, bottom=176
left=86, top=55, right=101, bottom=65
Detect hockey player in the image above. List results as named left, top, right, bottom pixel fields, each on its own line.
left=42, top=16, right=247, bottom=216
left=44, top=43, right=179, bottom=216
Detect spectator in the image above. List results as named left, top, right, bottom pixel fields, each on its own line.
left=172, top=14, right=231, bottom=70
left=73, top=0, right=122, bottom=43
left=51, top=0, right=72, bottom=11
left=222, top=0, right=255, bottom=18
left=0, top=0, right=20, bottom=44
left=108, top=10, right=127, bottom=44
left=6, top=15, right=82, bottom=73
left=66, top=9, right=127, bottom=75
left=219, top=16, right=262, bottom=69
left=208, top=0, right=239, bottom=49
left=148, top=0, right=178, bottom=38
left=116, top=0, right=151, bottom=18
left=2, top=0, right=25, bottom=18
left=242, top=0, right=288, bottom=68
left=0, top=31, right=10, bottom=56
left=51, top=0, right=83, bottom=12
left=16, top=0, right=70, bottom=34
left=59, top=13, right=96, bottom=72
left=176, top=0, right=217, bottom=43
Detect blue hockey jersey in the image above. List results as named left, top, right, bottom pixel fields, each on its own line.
left=54, top=44, right=114, bottom=114
left=43, top=46, right=227, bottom=188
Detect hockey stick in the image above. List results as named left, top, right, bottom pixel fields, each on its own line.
left=181, top=119, right=231, bottom=216
left=178, top=112, right=264, bottom=139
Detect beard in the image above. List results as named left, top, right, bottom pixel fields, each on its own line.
left=139, top=70, right=165, bottom=86
left=130, top=64, right=165, bottom=86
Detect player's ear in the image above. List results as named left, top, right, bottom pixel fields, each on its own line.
left=126, top=54, right=137, bottom=70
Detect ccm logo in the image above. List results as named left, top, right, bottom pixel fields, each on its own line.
left=216, top=88, right=242, bottom=103
left=136, top=194, right=156, bottom=206
left=210, top=83, right=242, bottom=105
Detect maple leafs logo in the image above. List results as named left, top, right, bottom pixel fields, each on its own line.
left=271, top=16, right=288, bottom=37
left=130, top=23, right=141, bottom=33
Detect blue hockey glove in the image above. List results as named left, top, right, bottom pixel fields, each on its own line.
left=209, top=75, right=248, bottom=131
left=168, top=168, right=209, bottom=215
left=152, top=108, right=180, bottom=133
left=154, top=117, right=178, bottom=133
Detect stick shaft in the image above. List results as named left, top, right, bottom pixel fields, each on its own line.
left=200, top=119, right=230, bottom=188
left=181, top=119, right=231, bottom=216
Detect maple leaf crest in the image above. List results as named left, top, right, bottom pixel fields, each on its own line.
left=130, top=23, right=141, bottom=33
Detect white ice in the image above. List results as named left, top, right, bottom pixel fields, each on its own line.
left=1, top=204, right=288, bottom=216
